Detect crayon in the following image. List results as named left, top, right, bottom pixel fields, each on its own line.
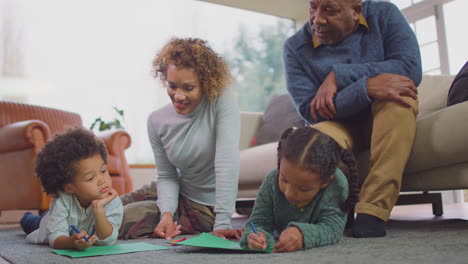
left=70, top=225, right=89, bottom=242
left=249, top=221, right=259, bottom=235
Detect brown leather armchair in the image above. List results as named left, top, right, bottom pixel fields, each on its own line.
left=0, top=101, right=133, bottom=212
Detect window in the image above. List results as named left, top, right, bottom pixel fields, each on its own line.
left=414, top=15, right=441, bottom=74
left=1, top=0, right=293, bottom=164
left=391, top=0, right=468, bottom=75
left=443, top=0, right=468, bottom=73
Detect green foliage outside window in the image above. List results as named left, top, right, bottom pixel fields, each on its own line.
left=224, top=20, right=296, bottom=112
left=90, top=107, right=125, bottom=132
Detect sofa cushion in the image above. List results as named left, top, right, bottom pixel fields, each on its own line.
left=417, top=75, right=454, bottom=119
left=254, top=94, right=304, bottom=146
left=238, top=142, right=277, bottom=198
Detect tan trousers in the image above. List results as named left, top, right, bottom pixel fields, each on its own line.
left=313, top=96, right=418, bottom=221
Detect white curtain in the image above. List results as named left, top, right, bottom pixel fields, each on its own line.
left=0, top=0, right=25, bottom=77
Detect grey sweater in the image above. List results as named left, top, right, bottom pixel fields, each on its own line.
left=240, top=168, right=348, bottom=249
left=147, top=88, right=240, bottom=230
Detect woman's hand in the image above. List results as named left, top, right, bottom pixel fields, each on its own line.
left=71, top=230, right=96, bottom=251
left=247, top=231, right=267, bottom=250
left=273, top=226, right=303, bottom=253
left=152, top=212, right=181, bottom=239
left=212, top=228, right=244, bottom=240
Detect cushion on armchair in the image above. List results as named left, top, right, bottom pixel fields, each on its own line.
left=254, top=94, right=305, bottom=146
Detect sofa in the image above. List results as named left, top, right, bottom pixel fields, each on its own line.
left=0, top=101, right=133, bottom=212
left=237, top=75, right=468, bottom=215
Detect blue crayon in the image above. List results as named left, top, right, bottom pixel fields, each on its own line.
left=70, top=225, right=89, bottom=242
left=249, top=221, right=259, bottom=235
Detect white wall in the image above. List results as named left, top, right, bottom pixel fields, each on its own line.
left=129, top=167, right=156, bottom=190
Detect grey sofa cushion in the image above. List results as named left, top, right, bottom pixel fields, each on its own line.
left=417, top=75, right=454, bottom=118
left=255, top=94, right=304, bottom=146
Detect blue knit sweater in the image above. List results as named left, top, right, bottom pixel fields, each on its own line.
left=283, top=0, right=422, bottom=124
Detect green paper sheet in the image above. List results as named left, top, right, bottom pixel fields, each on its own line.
left=174, top=233, right=273, bottom=253
left=52, top=242, right=169, bottom=258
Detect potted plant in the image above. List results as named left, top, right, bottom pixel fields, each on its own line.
left=90, top=107, right=125, bottom=132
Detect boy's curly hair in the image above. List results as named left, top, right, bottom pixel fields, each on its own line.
left=152, top=38, right=232, bottom=101
left=35, top=127, right=108, bottom=196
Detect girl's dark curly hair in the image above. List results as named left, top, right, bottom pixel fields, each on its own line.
left=35, top=127, right=108, bottom=196
left=152, top=37, right=232, bottom=101
left=277, top=126, right=360, bottom=212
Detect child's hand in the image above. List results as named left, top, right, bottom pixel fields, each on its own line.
left=153, top=212, right=181, bottom=240
left=212, top=228, right=244, bottom=240
left=273, top=226, right=303, bottom=253
left=71, top=230, right=96, bottom=250
left=92, top=188, right=118, bottom=210
left=247, top=231, right=267, bottom=250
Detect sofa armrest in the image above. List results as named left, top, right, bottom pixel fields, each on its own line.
left=405, top=100, right=468, bottom=173
left=0, top=120, right=50, bottom=153
left=240, top=112, right=263, bottom=150
left=96, top=129, right=132, bottom=156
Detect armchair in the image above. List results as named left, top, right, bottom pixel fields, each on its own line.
left=0, top=101, right=133, bottom=212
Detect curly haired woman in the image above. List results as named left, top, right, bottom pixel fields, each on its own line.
left=119, top=38, right=242, bottom=240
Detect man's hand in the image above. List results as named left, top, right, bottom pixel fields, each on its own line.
left=71, top=231, right=96, bottom=250
left=212, top=228, right=244, bottom=240
left=247, top=231, right=268, bottom=250
left=152, top=212, right=181, bottom=239
left=310, top=71, right=338, bottom=120
left=273, top=226, right=303, bottom=253
left=367, top=73, right=418, bottom=107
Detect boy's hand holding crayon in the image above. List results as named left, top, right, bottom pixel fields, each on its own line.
left=70, top=226, right=96, bottom=250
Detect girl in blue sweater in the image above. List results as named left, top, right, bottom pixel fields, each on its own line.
left=240, top=126, right=360, bottom=252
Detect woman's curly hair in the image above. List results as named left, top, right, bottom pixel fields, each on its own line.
left=152, top=38, right=232, bottom=101
left=35, top=127, right=108, bottom=196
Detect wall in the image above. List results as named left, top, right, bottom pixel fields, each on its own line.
left=129, top=167, right=156, bottom=190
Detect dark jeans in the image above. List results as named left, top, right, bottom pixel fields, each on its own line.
left=20, top=211, right=48, bottom=234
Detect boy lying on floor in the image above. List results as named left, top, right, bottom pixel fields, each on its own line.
left=20, top=128, right=123, bottom=250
